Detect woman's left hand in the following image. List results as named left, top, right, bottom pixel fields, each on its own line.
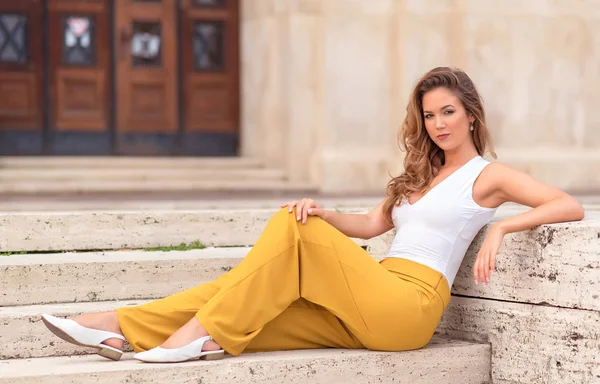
left=473, top=224, right=505, bottom=286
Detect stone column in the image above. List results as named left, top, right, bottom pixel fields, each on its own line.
left=316, top=0, right=401, bottom=194
left=240, top=1, right=322, bottom=187
left=239, top=1, right=290, bottom=168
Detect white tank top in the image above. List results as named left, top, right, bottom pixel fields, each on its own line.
left=386, top=156, right=497, bottom=287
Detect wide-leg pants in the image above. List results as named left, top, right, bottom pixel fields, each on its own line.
left=115, top=208, right=450, bottom=356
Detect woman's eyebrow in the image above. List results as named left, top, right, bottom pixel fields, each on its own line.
left=423, top=104, right=454, bottom=113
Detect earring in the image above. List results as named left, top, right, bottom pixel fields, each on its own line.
left=470, top=124, right=474, bottom=132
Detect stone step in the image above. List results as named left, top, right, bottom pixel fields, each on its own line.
left=0, top=196, right=384, bottom=212
left=0, top=180, right=318, bottom=195
left=0, top=339, right=491, bottom=384
left=0, top=208, right=391, bottom=254
left=0, top=168, right=287, bottom=182
left=438, top=296, right=600, bottom=384
left=0, top=156, right=266, bottom=169
left=1, top=300, right=143, bottom=359
left=0, top=248, right=249, bottom=307
left=0, top=243, right=394, bottom=307
left=0, top=299, right=488, bottom=363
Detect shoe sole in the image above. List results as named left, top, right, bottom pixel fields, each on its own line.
left=41, top=316, right=123, bottom=361
left=135, top=349, right=225, bottom=363
left=199, top=350, right=225, bottom=361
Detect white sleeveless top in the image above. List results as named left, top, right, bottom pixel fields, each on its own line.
left=386, top=156, right=497, bottom=287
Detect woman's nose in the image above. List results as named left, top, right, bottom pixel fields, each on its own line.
left=435, top=117, right=445, bottom=129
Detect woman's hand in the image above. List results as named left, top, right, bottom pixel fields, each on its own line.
left=281, top=198, right=325, bottom=224
left=473, top=224, right=506, bottom=286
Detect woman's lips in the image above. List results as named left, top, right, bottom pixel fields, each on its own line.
left=437, top=134, right=450, bottom=140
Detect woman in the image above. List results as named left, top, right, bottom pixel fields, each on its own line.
left=41, top=67, right=584, bottom=363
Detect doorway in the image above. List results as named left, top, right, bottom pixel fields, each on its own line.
left=0, top=0, right=239, bottom=156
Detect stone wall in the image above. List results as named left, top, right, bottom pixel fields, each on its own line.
left=240, top=0, right=600, bottom=194
left=436, top=212, right=600, bottom=384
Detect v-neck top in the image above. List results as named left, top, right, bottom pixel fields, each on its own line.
left=386, top=156, right=497, bottom=287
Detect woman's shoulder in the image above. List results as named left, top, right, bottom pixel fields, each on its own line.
left=474, top=160, right=523, bottom=204
left=481, top=160, right=518, bottom=178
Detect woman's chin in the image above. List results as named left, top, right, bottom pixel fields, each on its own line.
left=434, top=141, right=452, bottom=151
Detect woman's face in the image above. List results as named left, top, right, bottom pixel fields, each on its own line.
left=421, top=87, right=474, bottom=152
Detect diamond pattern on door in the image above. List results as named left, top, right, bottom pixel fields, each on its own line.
left=0, top=13, right=27, bottom=63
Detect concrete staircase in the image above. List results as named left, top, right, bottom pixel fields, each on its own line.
left=0, top=209, right=492, bottom=384
left=0, top=157, right=317, bottom=195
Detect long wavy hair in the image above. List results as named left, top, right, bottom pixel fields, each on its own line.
left=383, top=67, right=496, bottom=222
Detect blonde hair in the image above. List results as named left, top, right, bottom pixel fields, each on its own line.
left=383, top=67, right=496, bottom=221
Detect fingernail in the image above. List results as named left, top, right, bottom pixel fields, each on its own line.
left=475, top=281, right=478, bottom=285
left=297, top=216, right=300, bottom=220
left=308, top=209, right=312, bottom=214
left=289, top=208, right=292, bottom=212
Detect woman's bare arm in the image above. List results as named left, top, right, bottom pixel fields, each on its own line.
left=283, top=198, right=394, bottom=240
left=473, top=162, right=585, bottom=285
left=320, top=200, right=395, bottom=239
left=489, top=162, right=584, bottom=234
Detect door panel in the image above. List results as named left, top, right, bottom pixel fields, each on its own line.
left=180, top=0, right=239, bottom=134
left=0, top=1, right=44, bottom=132
left=0, top=0, right=240, bottom=156
left=48, top=0, right=110, bottom=133
left=115, top=0, right=177, bottom=134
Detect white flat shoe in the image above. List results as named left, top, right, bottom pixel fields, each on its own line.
left=134, top=335, right=225, bottom=363
left=41, top=314, right=125, bottom=361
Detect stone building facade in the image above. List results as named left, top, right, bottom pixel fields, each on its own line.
left=241, top=0, right=600, bottom=194
left=1, top=0, right=597, bottom=194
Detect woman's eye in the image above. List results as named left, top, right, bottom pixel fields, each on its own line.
left=424, top=114, right=433, bottom=119
left=444, top=110, right=455, bottom=115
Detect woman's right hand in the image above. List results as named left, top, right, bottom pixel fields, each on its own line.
left=281, top=198, right=325, bottom=224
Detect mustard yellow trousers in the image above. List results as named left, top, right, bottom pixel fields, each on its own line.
left=115, top=208, right=450, bottom=356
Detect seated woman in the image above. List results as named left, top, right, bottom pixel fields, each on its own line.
left=40, top=67, right=584, bottom=363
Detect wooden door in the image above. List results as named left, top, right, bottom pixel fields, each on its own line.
left=180, top=0, right=239, bottom=155
left=47, top=0, right=111, bottom=154
left=115, top=0, right=178, bottom=154
left=0, top=0, right=44, bottom=154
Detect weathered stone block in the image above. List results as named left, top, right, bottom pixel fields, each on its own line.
left=437, top=297, right=600, bottom=384
left=0, top=339, right=491, bottom=384
left=0, top=249, right=247, bottom=307
left=454, top=216, right=600, bottom=311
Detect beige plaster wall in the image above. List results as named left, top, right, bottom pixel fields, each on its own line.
left=241, top=0, right=600, bottom=194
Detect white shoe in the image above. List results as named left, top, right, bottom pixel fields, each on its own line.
left=41, top=314, right=125, bottom=361
left=134, top=335, right=225, bottom=363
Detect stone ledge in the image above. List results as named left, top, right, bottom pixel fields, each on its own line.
left=437, top=296, right=600, bottom=384
left=0, top=208, right=392, bottom=262
left=1, top=300, right=147, bottom=359
left=0, top=156, right=266, bottom=169
left=0, top=180, right=319, bottom=195
left=0, top=209, right=279, bottom=251
left=0, top=339, right=490, bottom=384
left=0, top=248, right=249, bottom=306
left=453, top=214, right=600, bottom=311
left=0, top=168, right=287, bottom=182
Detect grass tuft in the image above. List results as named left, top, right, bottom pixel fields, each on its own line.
left=0, top=251, right=27, bottom=257
left=144, top=241, right=206, bottom=252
